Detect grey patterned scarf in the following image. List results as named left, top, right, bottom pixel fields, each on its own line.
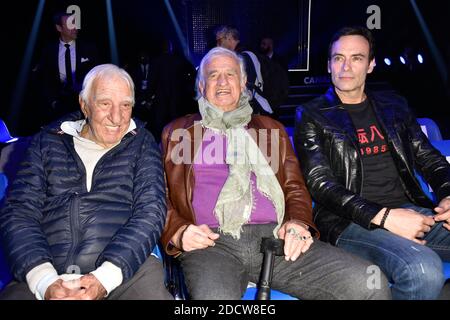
left=198, top=94, right=285, bottom=239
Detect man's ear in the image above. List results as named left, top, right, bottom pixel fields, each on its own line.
left=56, top=24, right=62, bottom=33
left=79, top=96, right=88, bottom=118
left=241, top=75, right=247, bottom=92
left=368, top=58, right=376, bottom=74
left=198, top=82, right=205, bottom=97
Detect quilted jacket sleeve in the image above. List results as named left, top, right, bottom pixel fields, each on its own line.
left=0, top=133, right=53, bottom=281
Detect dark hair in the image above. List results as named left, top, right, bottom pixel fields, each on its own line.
left=214, top=25, right=240, bottom=41
left=328, top=26, right=375, bottom=61
left=53, top=11, right=71, bottom=26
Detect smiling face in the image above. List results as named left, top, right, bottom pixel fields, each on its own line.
left=199, top=54, right=245, bottom=112
left=80, top=75, right=133, bottom=148
left=328, top=35, right=375, bottom=103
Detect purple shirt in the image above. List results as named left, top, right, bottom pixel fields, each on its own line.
left=192, top=129, right=277, bottom=228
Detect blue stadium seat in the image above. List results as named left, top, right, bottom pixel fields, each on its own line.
left=431, top=140, right=450, bottom=161
left=417, top=118, right=443, bottom=141
left=416, top=140, right=450, bottom=202
left=242, top=285, right=297, bottom=300
left=0, top=119, right=18, bottom=144
left=444, top=262, right=450, bottom=280
left=0, top=173, right=12, bottom=291
left=0, top=250, right=11, bottom=291
left=0, top=173, right=7, bottom=201
left=284, top=126, right=294, bottom=137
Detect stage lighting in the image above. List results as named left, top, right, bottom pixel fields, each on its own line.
left=384, top=58, right=391, bottom=66
left=400, top=56, right=406, bottom=64
left=417, top=54, right=424, bottom=64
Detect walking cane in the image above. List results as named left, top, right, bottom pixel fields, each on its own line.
left=257, top=237, right=285, bottom=300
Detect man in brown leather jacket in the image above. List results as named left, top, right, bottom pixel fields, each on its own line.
left=160, top=47, right=390, bottom=300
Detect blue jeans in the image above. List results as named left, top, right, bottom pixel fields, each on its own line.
left=336, top=203, right=450, bottom=300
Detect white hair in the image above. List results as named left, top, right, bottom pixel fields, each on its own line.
left=195, top=47, right=247, bottom=99
left=80, top=64, right=135, bottom=105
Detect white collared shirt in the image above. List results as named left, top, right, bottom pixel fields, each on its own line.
left=58, top=40, right=76, bottom=82
left=60, top=119, right=136, bottom=191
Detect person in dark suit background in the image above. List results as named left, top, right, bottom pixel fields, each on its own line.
left=147, top=39, right=196, bottom=142
left=126, top=49, right=154, bottom=133
left=36, top=11, right=99, bottom=125
left=259, top=36, right=289, bottom=72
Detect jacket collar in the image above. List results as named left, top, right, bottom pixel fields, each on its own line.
left=178, top=112, right=274, bottom=167
left=181, top=112, right=265, bottom=136
left=317, top=87, right=359, bottom=145
left=319, top=86, right=404, bottom=158
left=321, top=86, right=381, bottom=109
left=44, top=110, right=146, bottom=139
left=323, top=86, right=342, bottom=108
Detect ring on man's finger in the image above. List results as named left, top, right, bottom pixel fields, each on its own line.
left=294, top=234, right=312, bottom=241
left=287, top=228, right=297, bottom=235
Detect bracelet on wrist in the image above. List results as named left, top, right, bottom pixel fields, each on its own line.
left=380, top=208, right=391, bottom=229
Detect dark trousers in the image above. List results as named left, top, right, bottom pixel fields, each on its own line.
left=179, top=223, right=392, bottom=300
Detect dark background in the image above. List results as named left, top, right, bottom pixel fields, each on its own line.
left=1, top=0, right=449, bottom=137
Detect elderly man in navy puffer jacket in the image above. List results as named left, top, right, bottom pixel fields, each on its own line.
left=0, top=64, right=172, bottom=300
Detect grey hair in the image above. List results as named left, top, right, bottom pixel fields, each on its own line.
left=215, top=25, right=240, bottom=41
left=195, top=47, right=247, bottom=99
left=80, top=64, right=135, bottom=105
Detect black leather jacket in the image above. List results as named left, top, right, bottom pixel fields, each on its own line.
left=295, top=87, right=450, bottom=245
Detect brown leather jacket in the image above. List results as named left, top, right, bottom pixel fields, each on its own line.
left=161, top=113, right=317, bottom=256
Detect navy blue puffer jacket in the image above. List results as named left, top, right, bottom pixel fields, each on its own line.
left=0, top=112, right=166, bottom=282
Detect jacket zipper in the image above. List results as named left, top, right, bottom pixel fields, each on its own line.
left=58, top=129, right=135, bottom=273
left=64, top=192, right=81, bottom=274
left=187, top=163, right=197, bottom=225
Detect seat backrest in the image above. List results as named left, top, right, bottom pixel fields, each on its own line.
left=444, top=262, right=450, bottom=280
left=0, top=173, right=7, bottom=201
left=0, top=119, right=18, bottom=144
left=431, top=140, right=450, bottom=162
left=0, top=173, right=12, bottom=291
left=417, top=118, right=443, bottom=141
left=416, top=140, right=450, bottom=201
left=0, top=136, right=32, bottom=188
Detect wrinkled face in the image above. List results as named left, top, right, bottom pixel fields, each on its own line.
left=328, top=35, right=375, bottom=97
left=56, top=15, right=78, bottom=42
left=80, top=76, right=133, bottom=148
left=200, top=55, right=245, bottom=112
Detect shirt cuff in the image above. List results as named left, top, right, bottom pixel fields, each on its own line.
left=90, top=262, right=123, bottom=296
left=26, top=262, right=59, bottom=300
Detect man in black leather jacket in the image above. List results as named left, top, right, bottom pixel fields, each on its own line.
left=296, top=26, right=450, bottom=299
